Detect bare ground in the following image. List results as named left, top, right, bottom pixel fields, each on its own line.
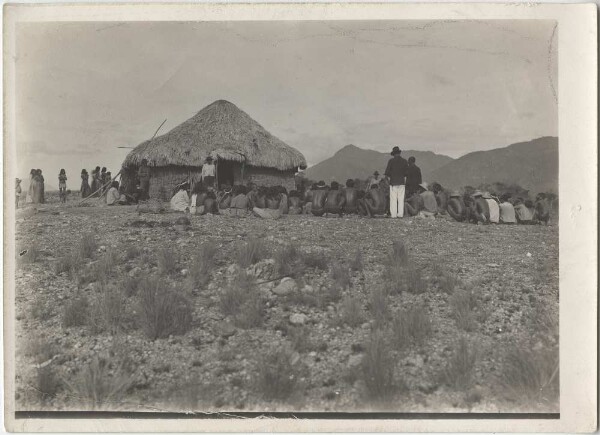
left=14, top=196, right=559, bottom=413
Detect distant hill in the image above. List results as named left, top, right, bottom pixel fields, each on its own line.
left=304, top=145, right=453, bottom=183
left=429, top=136, right=558, bottom=194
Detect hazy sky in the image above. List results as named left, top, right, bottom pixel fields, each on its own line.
left=15, top=20, right=557, bottom=186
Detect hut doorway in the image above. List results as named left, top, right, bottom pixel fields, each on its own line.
left=217, top=160, right=235, bottom=188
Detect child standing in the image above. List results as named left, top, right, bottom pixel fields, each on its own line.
left=15, top=178, right=22, bottom=209
left=58, top=169, right=67, bottom=203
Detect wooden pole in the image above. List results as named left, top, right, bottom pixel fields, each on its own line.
left=78, top=170, right=121, bottom=205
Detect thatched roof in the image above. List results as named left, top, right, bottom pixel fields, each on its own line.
left=123, top=100, right=306, bottom=171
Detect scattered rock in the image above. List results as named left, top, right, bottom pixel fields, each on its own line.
left=215, top=321, right=236, bottom=338
left=289, top=313, right=307, bottom=325
left=273, top=277, right=297, bottom=296
left=181, top=269, right=189, bottom=276
left=347, top=354, right=362, bottom=368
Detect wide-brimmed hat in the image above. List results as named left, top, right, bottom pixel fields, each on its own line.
left=390, top=146, right=401, bottom=156
left=472, top=190, right=483, bottom=197
left=449, top=191, right=460, bottom=198
left=316, top=180, right=327, bottom=188
left=419, top=182, right=429, bottom=190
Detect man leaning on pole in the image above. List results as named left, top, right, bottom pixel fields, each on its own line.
left=384, top=146, right=408, bottom=218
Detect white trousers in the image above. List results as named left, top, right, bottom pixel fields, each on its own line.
left=390, top=185, right=405, bottom=218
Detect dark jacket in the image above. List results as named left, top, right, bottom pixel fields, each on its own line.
left=384, top=155, right=408, bottom=186
left=406, top=165, right=422, bottom=189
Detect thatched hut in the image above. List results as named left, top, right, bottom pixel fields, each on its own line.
left=121, top=100, right=307, bottom=200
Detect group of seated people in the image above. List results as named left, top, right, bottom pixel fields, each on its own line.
left=166, top=178, right=552, bottom=225
left=105, top=181, right=138, bottom=206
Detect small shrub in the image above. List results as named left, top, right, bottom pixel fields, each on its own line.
left=157, top=248, right=178, bottom=275
left=384, top=262, right=426, bottom=295
left=361, top=331, right=395, bottom=399
left=234, top=297, right=265, bottom=329
left=64, top=356, right=133, bottom=409
left=330, top=262, right=351, bottom=289
left=285, top=289, right=319, bottom=308
left=501, top=344, right=559, bottom=401
left=274, top=244, right=304, bottom=277
left=219, top=271, right=264, bottom=328
left=62, top=296, right=90, bottom=328
left=369, top=287, right=390, bottom=329
left=78, top=233, right=97, bottom=259
left=188, top=241, right=217, bottom=289
left=443, top=337, right=477, bottom=390
left=319, top=282, right=343, bottom=307
left=350, top=249, right=364, bottom=272
left=256, top=347, right=299, bottom=401
left=137, top=278, right=193, bottom=340
left=288, top=326, right=312, bottom=353
left=30, top=299, right=54, bottom=321
left=301, top=250, right=329, bottom=271
left=392, top=306, right=432, bottom=349
left=451, top=288, right=479, bottom=332
left=120, top=276, right=139, bottom=297
left=390, top=240, right=409, bottom=265
left=337, top=296, right=364, bottom=328
left=430, top=263, right=459, bottom=294
left=24, top=338, right=58, bottom=365
left=124, top=245, right=141, bottom=261
left=54, top=253, right=80, bottom=278
left=94, top=249, right=117, bottom=285
left=35, top=366, right=61, bottom=401
left=236, top=238, right=268, bottom=268
left=89, top=285, right=128, bottom=334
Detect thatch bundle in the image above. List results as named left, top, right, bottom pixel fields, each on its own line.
left=123, top=100, right=306, bottom=171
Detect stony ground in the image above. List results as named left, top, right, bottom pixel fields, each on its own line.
left=14, top=194, right=559, bottom=413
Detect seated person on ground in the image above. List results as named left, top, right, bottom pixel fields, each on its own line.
left=277, top=186, right=289, bottom=215
left=343, top=179, right=358, bottom=214
left=534, top=193, right=550, bottom=225
left=525, top=199, right=537, bottom=222
left=498, top=194, right=516, bottom=224
left=106, top=181, right=121, bottom=206
left=266, top=187, right=281, bottom=210
left=447, top=191, right=468, bottom=222
left=404, top=191, right=424, bottom=217
left=418, top=182, right=438, bottom=217
left=358, top=184, right=387, bottom=217
left=288, top=190, right=303, bottom=215
left=117, top=186, right=133, bottom=205
left=228, top=185, right=250, bottom=217
left=310, top=181, right=329, bottom=217
left=200, top=190, right=219, bottom=215
left=303, top=184, right=316, bottom=214
left=246, top=183, right=259, bottom=208
left=190, top=183, right=207, bottom=215
left=217, top=185, right=232, bottom=210
left=170, top=182, right=190, bottom=212
left=253, top=186, right=288, bottom=220
left=469, top=190, right=490, bottom=224
left=483, top=191, right=500, bottom=223
left=324, top=181, right=346, bottom=217
left=513, top=198, right=534, bottom=224
left=431, top=182, right=449, bottom=215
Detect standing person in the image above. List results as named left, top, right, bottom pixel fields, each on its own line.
left=201, top=156, right=216, bottom=189
left=137, top=159, right=151, bottom=200
left=26, top=169, right=35, bottom=203
left=100, top=167, right=107, bottom=188
left=15, top=178, right=22, bottom=209
left=90, top=166, right=101, bottom=196
left=58, top=169, right=67, bottom=203
left=31, top=170, right=42, bottom=204
left=103, top=171, right=112, bottom=195
left=80, top=169, right=91, bottom=198
left=405, top=157, right=422, bottom=196
left=38, top=169, right=45, bottom=204
left=384, top=146, right=408, bottom=218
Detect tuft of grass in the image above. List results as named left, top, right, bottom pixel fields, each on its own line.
left=501, top=344, right=559, bottom=401
left=337, top=296, right=365, bottom=328
left=361, top=331, right=395, bottom=399
left=390, top=240, right=409, bottom=265
left=137, top=278, right=193, bottom=340
left=157, top=248, right=178, bottom=276
left=219, top=271, right=264, bottom=329
left=369, top=287, right=390, bottom=329
left=301, top=250, right=329, bottom=271
left=288, top=326, right=313, bottom=353
left=89, top=285, right=128, bottom=335
left=78, top=233, right=97, bottom=259
left=235, top=238, right=268, bottom=268
left=274, top=244, right=304, bottom=277
left=62, top=296, right=90, bottom=328
left=442, top=337, right=478, bottom=390
left=384, top=262, right=426, bottom=295
left=330, top=262, right=351, bottom=290
left=35, top=366, right=61, bottom=401
left=30, top=299, right=54, bottom=321
left=188, top=241, right=218, bottom=289
left=94, top=249, right=117, bottom=285
left=54, top=253, right=80, bottom=278
left=430, top=263, right=459, bottom=294
left=391, top=306, right=432, bottom=349
left=256, top=347, right=299, bottom=401
left=124, top=245, right=142, bottom=261
left=450, top=288, right=479, bottom=332
left=319, top=282, right=343, bottom=307
left=120, top=276, right=139, bottom=297
left=350, top=249, right=364, bottom=272
left=22, top=244, right=41, bottom=264
left=24, top=338, right=58, bottom=365
left=64, top=356, right=133, bottom=410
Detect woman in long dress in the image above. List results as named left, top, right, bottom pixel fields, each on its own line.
left=31, top=170, right=42, bottom=204
left=38, top=169, right=45, bottom=204
left=26, top=169, right=35, bottom=203
left=81, top=169, right=91, bottom=198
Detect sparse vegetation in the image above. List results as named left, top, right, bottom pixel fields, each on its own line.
left=430, top=263, right=459, bottom=294
left=157, top=247, right=178, bottom=275
left=330, top=262, right=351, bottom=290
left=337, top=296, right=364, bottom=327
left=392, top=306, right=432, bottom=349
left=443, top=337, right=478, bottom=390
left=361, top=331, right=395, bottom=399
left=256, top=347, right=299, bottom=401
left=450, top=288, right=479, bottom=332
left=137, top=278, right=193, bottom=340
left=120, top=276, right=139, bottom=297
left=124, top=245, right=142, bottom=261
left=350, top=249, right=364, bottom=272
left=274, top=244, right=303, bottom=277
left=188, top=241, right=217, bottom=289
left=501, top=344, right=559, bottom=401
left=89, top=285, right=128, bottom=334
left=54, top=253, right=80, bottom=278
left=62, top=296, right=90, bottom=328
left=22, top=244, right=41, bottom=264
left=78, top=233, right=97, bottom=259
left=30, top=299, right=54, bottom=321
left=301, top=250, right=329, bottom=271
left=390, top=240, right=409, bottom=265
left=236, top=238, right=268, bottom=268
left=219, top=271, right=265, bottom=328
left=34, top=366, right=61, bottom=401
left=369, top=287, right=390, bottom=329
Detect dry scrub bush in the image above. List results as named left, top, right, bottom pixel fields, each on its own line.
left=24, top=337, right=58, bottom=364
left=188, top=241, right=217, bottom=289
left=137, top=278, right=193, bottom=340
left=443, top=337, right=478, bottom=390
left=62, top=296, right=90, bottom=328
left=331, top=262, right=351, bottom=290
left=430, top=263, right=459, bottom=294
left=64, top=356, right=133, bottom=410
left=78, top=233, right=97, bottom=259
left=35, top=366, right=61, bottom=401
left=288, top=326, right=312, bottom=353
left=274, top=244, right=304, bottom=277
left=124, top=245, right=141, bottom=261
left=361, top=331, right=396, bottom=399
left=392, top=306, right=432, bottom=349
left=350, top=249, right=364, bottom=272
left=236, top=238, right=268, bottom=268
left=369, top=287, right=390, bottom=329
left=120, top=276, right=139, bottom=297
left=337, top=296, right=364, bottom=328
left=390, top=240, right=409, bottom=265
left=30, top=299, right=54, bottom=321
left=219, top=271, right=265, bottom=329
left=450, top=288, right=479, bottom=332
left=256, top=347, right=299, bottom=401
left=501, top=344, right=559, bottom=401
left=385, top=262, right=426, bottom=295
left=54, top=253, right=80, bottom=279
left=157, top=247, right=178, bottom=275
left=301, top=250, right=329, bottom=271
left=89, top=285, right=128, bottom=335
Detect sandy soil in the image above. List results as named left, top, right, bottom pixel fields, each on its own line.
left=13, top=195, right=559, bottom=413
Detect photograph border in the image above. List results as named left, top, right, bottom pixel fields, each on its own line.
left=3, top=2, right=597, bottom=432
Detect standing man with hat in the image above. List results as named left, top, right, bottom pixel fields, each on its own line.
left=202, top=156, right=216, bottom=189
left=137, top=159, right=151, bottom=200
left=384, top=146, right=409, bottom=218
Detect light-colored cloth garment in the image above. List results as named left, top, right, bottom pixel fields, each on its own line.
left=514, top=203, right=533, bottom=222
left=486, top=199, right=500, bottom=223
left=499, top=202, right=517, bottom=223
left=106, top=187, right=120, bottom=205
left=170, top=190, right=190, bottom=212
left=253, top=207, right=282, bottom=219
left=420, top=191, right=438, bottom=214
left=190, top=193, right=199, bottom=214
left=389, top=185, right=405, bottom=218
left=201, top=163, right=215, bottom=178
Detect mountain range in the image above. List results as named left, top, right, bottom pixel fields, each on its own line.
left=304, top=136, right=558, bottom=194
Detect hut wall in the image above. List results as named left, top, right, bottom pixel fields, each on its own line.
left=122, top=165, right=202, bottom=201
left=244, top=166, right=296, bottom=191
